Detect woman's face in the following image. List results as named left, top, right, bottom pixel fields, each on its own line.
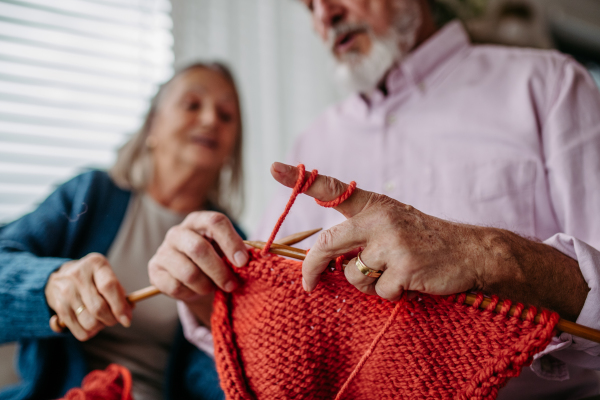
left=148, top=68, right=240, bottom=175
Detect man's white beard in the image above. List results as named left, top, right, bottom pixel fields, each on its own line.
left=333, top=30, right=402, bottom=95
left=331, top=4, right=422, bottom=95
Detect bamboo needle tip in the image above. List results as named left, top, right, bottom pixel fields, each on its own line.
left=244, top=241, right=265, bottom=249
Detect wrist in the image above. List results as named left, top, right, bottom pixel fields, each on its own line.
left=471, top=227, right=525, bottom=295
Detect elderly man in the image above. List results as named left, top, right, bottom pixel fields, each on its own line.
left=151, top=0, right=600, bottom=398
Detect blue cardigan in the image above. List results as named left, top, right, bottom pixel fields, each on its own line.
left=0, top=171, right=240, bottom=400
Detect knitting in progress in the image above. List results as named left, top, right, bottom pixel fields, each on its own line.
left=211, top=164, right=560, bottom=400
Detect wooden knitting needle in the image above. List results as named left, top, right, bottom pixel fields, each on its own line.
left=49, top=228, right=323, bottom=332
left=245, top=241, right=600, bottom=344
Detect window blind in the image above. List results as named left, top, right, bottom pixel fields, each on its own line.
left=0, top=0, right=173, bottom=224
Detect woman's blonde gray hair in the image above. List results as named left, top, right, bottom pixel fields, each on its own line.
left=110, top=62, right=244, bottom=217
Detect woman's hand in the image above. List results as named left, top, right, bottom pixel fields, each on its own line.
left=45, top=253, right=133, bottom=341
left=270, top=162, right=487, bottom=300
left=148, top=211, right=248, bottom=301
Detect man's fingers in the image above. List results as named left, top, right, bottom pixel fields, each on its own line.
left=303, top=220, right=366, bottom=291
left=374, top=271, right=405, bottom=302
left=182, top=211, right=248, bottom=268
left=270, top=162, right=373, bottom=218
left=344, top=256, right=379, bottom=293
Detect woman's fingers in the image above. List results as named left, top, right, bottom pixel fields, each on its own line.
left=270, top=162, right=373, bottom=219
left=183, top=211, right=248, bottom=268
left=90, top=258, right=132, bottom=327
left=49, top=290, right=91, bottom=340
left=149, top=244, right=217, bottom=299
left=156, top=222, right=239, bottom=294
left=45, top=253, right=131, bottom=341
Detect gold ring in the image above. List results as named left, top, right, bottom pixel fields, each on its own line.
left=75, top=305, right=86, bottom=317
left=356, top=252, right=383, bottom=278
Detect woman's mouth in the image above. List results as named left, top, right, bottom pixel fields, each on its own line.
left=190, top=136, right=218, bottom=149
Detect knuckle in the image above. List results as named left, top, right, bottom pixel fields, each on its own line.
left=315, top=229, right=336, bottom=253
left=189, top=238, right=210, bottom=258
left=325, top=176, right=345, bottom=196
left=147, top=256, right=161, bottom=275
left=86, top=253, right=107, bottom=266
left=165, top=226, right=180, bottom=241
left=86, top=300, right=105, bottom=318
left=369, top=247, right=387, bottom=266
left=169, top=281, right=188, bottom=298
left=183, top=211, right=201, bottom=224
left=79, top=329, right=97, bottom=342
left=375, top=283, right=399, bottom=301
left=97, top=275, right=118, bottom=293
left=195, top=280, right=214, bottom=296
left=181, top=266, right=202, bottom=284
left=354, top=283, right=372, bottom=295
left=206, top=211, right=229, bottom=227
left=54, top=302, right=70, bottom=317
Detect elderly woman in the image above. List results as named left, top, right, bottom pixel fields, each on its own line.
left=0, top=62, right=243, bottom=400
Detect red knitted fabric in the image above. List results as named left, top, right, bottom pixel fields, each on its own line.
left=211, top=165, right=560, bottom=400
left=60, top=363, right=133, bottom=400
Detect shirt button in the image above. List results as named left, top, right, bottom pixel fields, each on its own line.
left=384, top=181, right=395, bottom=192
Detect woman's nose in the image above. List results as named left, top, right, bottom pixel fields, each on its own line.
left=199, top=103, right=217, bottom=127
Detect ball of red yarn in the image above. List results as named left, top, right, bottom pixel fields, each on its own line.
left=60, top=363, right=133, bottom=400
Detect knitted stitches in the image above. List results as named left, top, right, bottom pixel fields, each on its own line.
left=61, top=364, right=133, bottom=400
left=212, top=165, right=560, bottom=399
left=212, top=251, right=558, bottom=399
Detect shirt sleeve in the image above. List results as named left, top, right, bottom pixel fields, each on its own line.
left=177, top=301, right=215, bottom=359
left=531, top=56, right=600, bottom=377
left=531, top=233, right=600, bottom=379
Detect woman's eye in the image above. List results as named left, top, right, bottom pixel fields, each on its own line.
left=219, top=111, right=233, bottom=123
left=186, top=101, right=200, bottom=111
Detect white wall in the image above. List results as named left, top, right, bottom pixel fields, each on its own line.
left=170, top=0, right=343, bottom=234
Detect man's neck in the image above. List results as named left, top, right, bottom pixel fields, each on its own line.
left=374, top=7, right=438, bottom=98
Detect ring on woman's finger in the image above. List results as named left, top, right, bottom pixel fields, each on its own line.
left=75, top=305, right=86, bottom=317
left=356, top=252, right=383, bottom=278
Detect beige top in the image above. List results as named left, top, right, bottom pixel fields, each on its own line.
left=81, top=193, right=185, bottom=400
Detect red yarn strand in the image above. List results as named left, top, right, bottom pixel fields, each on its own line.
left=262, top=165, right=356, bottom=255
left=334, top=301, right=403, bottom=400
left=316, top=180, right=357, bottom=208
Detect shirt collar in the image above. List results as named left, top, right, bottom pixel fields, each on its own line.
left=391, top=20, right=470, bottom=94
left=350, top=20, right=470, bottom=111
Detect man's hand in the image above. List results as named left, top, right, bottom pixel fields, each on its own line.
left=271, top=162, right=589, bottom=320
left=271, top=162, right=486, bottom=300
left=148, top=211, right=248, bottom=302
left=45, top=253, right=132, bottom=341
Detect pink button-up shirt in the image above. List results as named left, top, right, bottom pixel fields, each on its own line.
left=181, top=21, right=600, bottom=398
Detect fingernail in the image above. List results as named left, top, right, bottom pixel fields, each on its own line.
left=119, top=316, right=131, bottom=328
left=224, top=281, right=237, bottom=293
left=273, top=162, right=290, bottom=174
left=234, top=251, right=248, bottom=267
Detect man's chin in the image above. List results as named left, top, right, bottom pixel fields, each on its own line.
left=333, top=62, right=383, bottom=95
left=333, top=39, right=401, bottom=95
